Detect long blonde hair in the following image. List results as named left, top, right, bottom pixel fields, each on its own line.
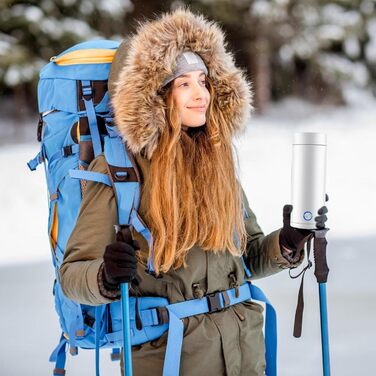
left=144, top=78, right=247, bottom=275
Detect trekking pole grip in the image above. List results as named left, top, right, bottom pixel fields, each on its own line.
left=313, top=229, right=330, bottom=283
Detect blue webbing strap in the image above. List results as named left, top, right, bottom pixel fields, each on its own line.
left=129, top=210, right=152, bottom=248
left=241, top=255, right=252, bottom=278
left=234, top=231, right=252, bottom=279
left=27, top=151, right=44, bottom=171
left=163, top=285, right=250, bottom=376
left=49, top=144, right=80, bottom=165
left=104, top=133, right=155, bottom=272
left=163, top=310, right=184, bottom=376
left=69, top=169, right=112, bottom=187
left=81, top=80, right=102, bottom=157
left=105, top=120, right=119, bottom=138
left=95, top=306, right=106, bottom=376
left=129, top=209, right=155, bottom=273
left=250, top=284, right=277, bottom=376
left=162, top=282, right=277, bottom=376
left=66, top=304, right=84, bottom=358
left=104, top=136, right=139, bottom=225
left=49, top=333, right=67, bottom=376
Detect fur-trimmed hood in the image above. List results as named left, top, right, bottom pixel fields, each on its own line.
left=109, top=8, right=253, bottom=159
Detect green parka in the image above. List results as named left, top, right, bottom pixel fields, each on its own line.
left=60, top=153, right=301, bottom=376
left=60, top=8, right=303, bottom=376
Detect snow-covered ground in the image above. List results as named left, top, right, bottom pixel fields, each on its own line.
left=0, top=94, right=375, bottom=375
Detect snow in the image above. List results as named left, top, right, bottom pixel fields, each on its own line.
left=4, top=61, right=44, bottom=87
left=317, top=24, right=345, bottom=41
left=367, top=17, right=376, bottom=37
left=365, top=39, right=376, bottom=62
left=291, top=36, right=317, bottom=59
left=251, top=0, right=273, bottom=18
left=97, top=0, right=132, bottom=15
left=321, top=4, right=362, bottom=28
left=360, top=0, right=375, bottom=15
left=40, top=17, right=96, bottom=40
left=344, top=36, right=361, bottom=58
left=1, top=93, right=375, bottom=375
left=79, top=0, right=95, bottom=15
left=8, top=4, right=45, bottom=25
left=318, top=53, right=369, bottom=87
left=0, top=40, right=11, bottom=56
left=62, top=18, right=96, bottom=39
left=366, top=18, right=376, bottom=63
left=0, top=33, right=16, bottom=56
left=24, top=5, right=44, bottom=23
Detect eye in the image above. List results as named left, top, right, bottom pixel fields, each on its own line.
left=179, top=82, right=189, bottom=87
left=200, top=80, right=206, bottom=86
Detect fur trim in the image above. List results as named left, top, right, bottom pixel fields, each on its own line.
left=110, top=8, right=253, bottom=159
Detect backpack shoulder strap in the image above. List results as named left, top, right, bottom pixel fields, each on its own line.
left=103, top=129, right=141, bottom=225
left=103, top=125, right=155, bottom=273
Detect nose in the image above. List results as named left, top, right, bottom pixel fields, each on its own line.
left=192, top=82, right=206, bottom=101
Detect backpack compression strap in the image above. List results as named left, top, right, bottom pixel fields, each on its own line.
left=81, top=80, right=102, bottom=157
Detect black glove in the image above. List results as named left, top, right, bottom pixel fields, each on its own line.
left=279, top=194, right=329, bottom=252
left=102, top=229, right=140, bottom=291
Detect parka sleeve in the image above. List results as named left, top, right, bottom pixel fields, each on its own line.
left=59, top=155, right=118, bottom=305
left=241, top=188, right=303, bottom=280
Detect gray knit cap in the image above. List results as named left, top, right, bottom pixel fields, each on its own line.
left=162, top=51, right=208, bottom=87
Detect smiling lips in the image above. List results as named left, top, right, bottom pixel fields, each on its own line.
left=187, top=106, right=207, bottom=112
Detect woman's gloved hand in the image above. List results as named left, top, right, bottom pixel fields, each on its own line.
left=279, top=194, right=329, bottom=252
left=102, top=233, right=140, bottom=291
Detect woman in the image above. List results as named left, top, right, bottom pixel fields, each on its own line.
left=60, top=8, right=328, bottom=376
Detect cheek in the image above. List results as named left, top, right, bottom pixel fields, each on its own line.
left=173, top=92, right=188, bottom=113
left=205, top=88, right=211, bottom=102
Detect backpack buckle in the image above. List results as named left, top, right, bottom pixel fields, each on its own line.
left=81, top=82, right=93, bottom=101
left=207, top=291, right=231, bottom=313
left=207, top=292, right=223, bottom=312
left=63, top=145, right=73, bottom=157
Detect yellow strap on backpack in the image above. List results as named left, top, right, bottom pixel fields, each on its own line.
left=50, top=49, right=116, bottom=66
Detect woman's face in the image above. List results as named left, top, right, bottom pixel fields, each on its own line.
left=171, top=70, right=210, bottom=129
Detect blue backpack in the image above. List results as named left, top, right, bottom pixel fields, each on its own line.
left=28, top=40, right=277, bottom=376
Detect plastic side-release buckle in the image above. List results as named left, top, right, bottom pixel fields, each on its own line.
left=207, top=292, right=223, bottom=312
left=207, top=291, right=231, bottom=313
left=81, top=82, right=93, bottom=101
left=62, top=145, right=73, bottom=157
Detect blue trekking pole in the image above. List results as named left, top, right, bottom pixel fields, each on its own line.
left=120, top=283, right=133, bottom=376
left=290, top=132, right=331, bottom=375
left=115, top=225, right=133, bottom=376
left=313, top=229, right=331, bottom=376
